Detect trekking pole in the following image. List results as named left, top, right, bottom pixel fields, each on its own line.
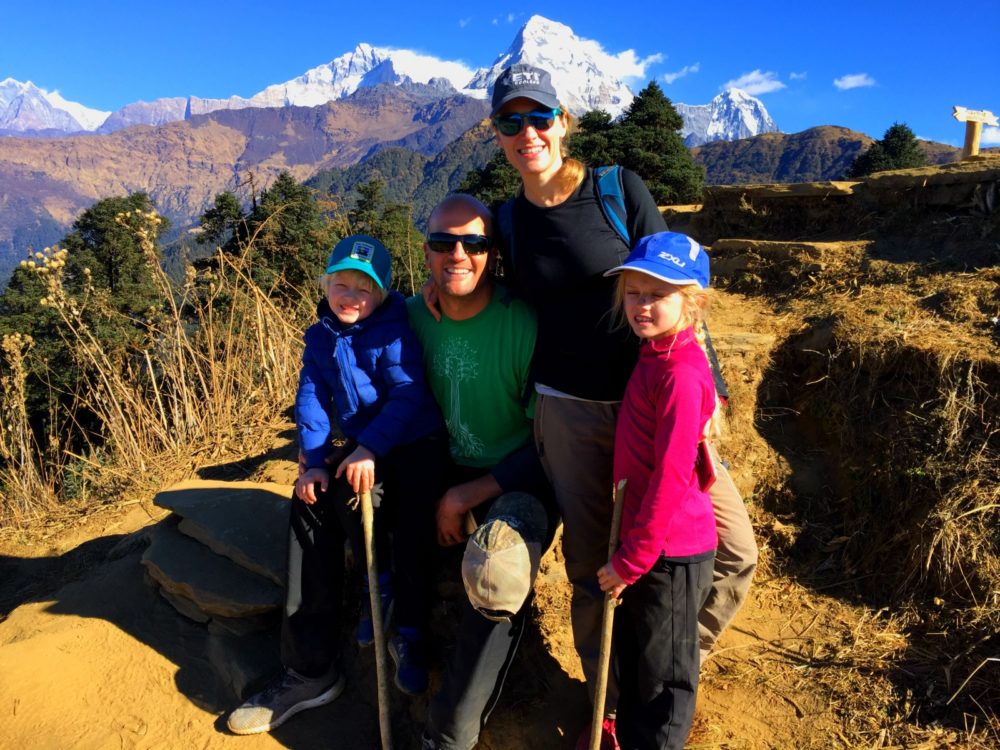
left=590, top=479, right=627, bottom=750
left=360, top=488, right=393, bottom=750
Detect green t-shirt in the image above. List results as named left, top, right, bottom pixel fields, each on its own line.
left=406, top=288, right=537, bottom=469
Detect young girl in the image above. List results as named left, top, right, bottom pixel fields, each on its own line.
left=597, top=231, right=718, bottom=750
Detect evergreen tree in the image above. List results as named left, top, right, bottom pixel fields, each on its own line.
left=457, top=150, right=522, bottom=209
left=569, top=82, right=703, bottom=204
left=568, top=110, right=617, bottom=167
left=250, top=172, right=334, bottom=295
left=0, top=193, right=167, bottom=431
left=348, top=178, right=425, bottom=295
left=197, top=191, right=246, bottom=250
left=847, top=122, right=927, bottom=178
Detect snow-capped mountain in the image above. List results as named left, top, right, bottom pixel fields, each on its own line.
left=4, top=16, right=777, bottom=144
left=676, top=89, right=779, bottom=147
left=173, top=43, right=482, bottom=119
left=466, top=15, right=635, bottom=117
left=0, top=78, right=109, bottom=133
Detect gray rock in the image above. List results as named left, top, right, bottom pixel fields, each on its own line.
left=153, top=479, right=290, bottom=585
left=142, top=522, right=282, bottom=618
left=206, top=628, right=281, bottom=702
left=158, top=585, right=211, bottom=623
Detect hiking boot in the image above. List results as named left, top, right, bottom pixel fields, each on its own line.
left=575, top=715, right=620, bottom=750
left=389, top=628, right=429, bottom=695
left=226, top=667, right=345, bottom=735
left=357, top=572, right=394, bottom=648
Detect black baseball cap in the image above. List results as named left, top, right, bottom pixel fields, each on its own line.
left=490, top=64, right=561, bottom=117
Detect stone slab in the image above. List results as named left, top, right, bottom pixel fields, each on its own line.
left=154, top=479, right=290, bottom=586
left=141, top=521, right=282, bottom=618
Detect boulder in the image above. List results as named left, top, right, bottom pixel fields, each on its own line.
left=142, top=521, right=282, bottom=619
left=153, top=479, right=290, bottom=585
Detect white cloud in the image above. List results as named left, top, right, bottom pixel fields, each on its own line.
left=833, top=73, right=876, bottom=90
left=982, top=126, right=1000, bottom=146
left=662, top=63, right=700, bottom=85
left=789, top=71, right=807, bottom=80
left=491, top=18, right=498, bottom=25
left=458, top=17, right=471, bottom=29
left=383, top=49, right=477, bottom=88
left=721, top=69, right=786, bottom=95
left=507, top=13, right=517, bottom=23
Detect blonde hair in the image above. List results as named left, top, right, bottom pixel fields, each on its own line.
left=320, top=268, right=387, bottom=306
left=613, top=272, right=722, bottom=436
left=554, top=106, right=586, bottom=194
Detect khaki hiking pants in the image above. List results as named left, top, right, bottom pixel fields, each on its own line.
left=533, top=393, right=758, bottom=706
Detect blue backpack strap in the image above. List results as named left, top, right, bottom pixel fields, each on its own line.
left=497, top=198, right=515, bottom=276
left=593, top=165, right=629, bottom=246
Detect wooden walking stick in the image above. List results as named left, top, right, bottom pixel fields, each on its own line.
left=590, top=478, right=627, bottom=750
left=360, top=488, right=393, bottom=750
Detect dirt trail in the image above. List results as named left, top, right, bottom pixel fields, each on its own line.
left=0, top=286, right=982, bottom=749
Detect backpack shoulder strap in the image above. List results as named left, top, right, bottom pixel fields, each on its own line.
left=593, top=165, right=629, bottom=246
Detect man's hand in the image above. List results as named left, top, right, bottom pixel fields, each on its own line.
left=434, top=474, right=503, bottom=546
left=335, top=444, right=376, bottom=494
left=295, top=467, right=329, bottom=505
left=422, top=277, right=442, bottom=323
left=436, top=489, right=469, bottom=546
left=597, top=562, right=627, bottom=600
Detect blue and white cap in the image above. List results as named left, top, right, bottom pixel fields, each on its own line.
left=324, top=234, right=392, bottom=289
left=604, top=231, right=710, bottom=289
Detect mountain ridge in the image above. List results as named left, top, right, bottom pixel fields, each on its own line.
left=1, top=15, right=775, bottom=148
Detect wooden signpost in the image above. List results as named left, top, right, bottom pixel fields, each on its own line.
left=953, top=106, right=998, bottom=159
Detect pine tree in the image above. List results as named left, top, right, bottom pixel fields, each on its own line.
left=569, top=81, right=704, bottom=204
left=457, top=151, right=522, bottom=210
left=847, top=122, right=927, bottom=178
left=348, top=178, right=425, bottom=295
left=250, top=172, right=334, bottom=295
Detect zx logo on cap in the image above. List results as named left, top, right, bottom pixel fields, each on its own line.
left=658, top=251, right=685, bottom=267
left=350, top=241, right=375, bottom=264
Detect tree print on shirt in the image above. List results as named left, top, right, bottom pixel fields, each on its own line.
left=432, top=336, right=484, bottom=459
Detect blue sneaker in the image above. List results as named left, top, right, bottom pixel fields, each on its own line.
left=357, top=572, right=393, bottom=648
left=389, top=628, right=429, bottom=696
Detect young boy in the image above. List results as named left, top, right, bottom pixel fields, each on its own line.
left=228, top=234, right=448, bottom=735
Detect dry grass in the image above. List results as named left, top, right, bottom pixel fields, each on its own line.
left=0, top=210, right=309, bottom=527
left=710, top=238, right=999, bottom=742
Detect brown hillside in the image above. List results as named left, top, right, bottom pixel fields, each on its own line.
left=0, top=86, right=488, bottom=244
left=692, top=125, right=971, bottom=185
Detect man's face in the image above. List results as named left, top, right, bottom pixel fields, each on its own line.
left=424, top=208, right=493, bottom=301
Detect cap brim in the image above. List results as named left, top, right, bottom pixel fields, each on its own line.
left=604, top=262, right=703, bottom=287
left=324, top=259, right=386, bottom=288
left=490, top=90, right=561, bottom=117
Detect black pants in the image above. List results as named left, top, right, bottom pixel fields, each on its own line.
left=613, top=552, right=715, bottom=750
left=280, top=432, right=449, bottom=678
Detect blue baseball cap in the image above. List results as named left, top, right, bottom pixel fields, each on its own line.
left=604, top=232, right=710, bottom=289
left=324, top=234, right=392, bottom=289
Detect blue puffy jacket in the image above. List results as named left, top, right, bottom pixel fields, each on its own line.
left=295, top=290, right=444, bottom=468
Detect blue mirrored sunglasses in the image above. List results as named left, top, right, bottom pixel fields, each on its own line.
left=492, top=108, right=562, bottom=137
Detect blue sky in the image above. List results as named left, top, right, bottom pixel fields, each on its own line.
left=3, top=1, right=998, bottom=146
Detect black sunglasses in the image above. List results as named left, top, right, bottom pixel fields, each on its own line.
left=426, top=232, right=492, bottom=255
left=492, top=108, right=562, bottom=137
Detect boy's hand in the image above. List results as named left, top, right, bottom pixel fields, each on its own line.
left=295, top=467, right=329, bottom=505
left=597, top=562, right=627, bottom=600
left=335, top=445, right=376, bottom=494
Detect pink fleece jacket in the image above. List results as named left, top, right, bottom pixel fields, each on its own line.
left=611, top=326, right=718, bottom=584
